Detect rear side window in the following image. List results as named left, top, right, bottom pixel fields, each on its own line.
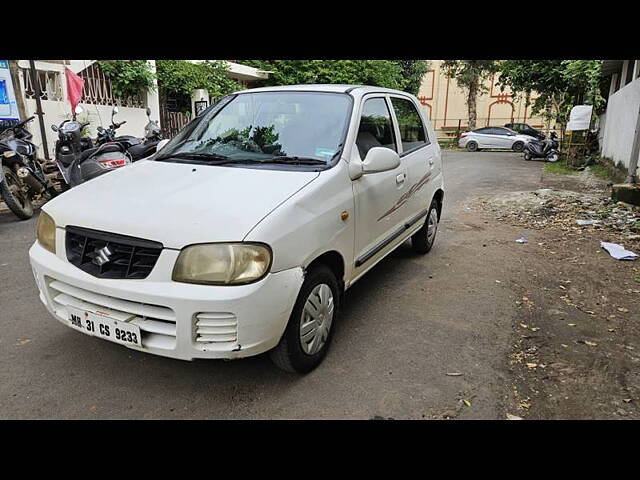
left=356, top=98, right=397, bottom=159
left=390, top=97, right=429, bottom=153
left=474, top=127, right=491, bottom=134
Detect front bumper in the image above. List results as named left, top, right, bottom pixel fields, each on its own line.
left=29, top=240, right=304, bottom=361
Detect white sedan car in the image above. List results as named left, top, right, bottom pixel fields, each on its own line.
left=29, top=84, right=445, bottom=373
left=458, top=126, right=537, bottom=152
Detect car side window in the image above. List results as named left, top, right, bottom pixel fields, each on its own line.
left=474, top=127, right=490, bottom=134
left=390, top=97, right=429, bottom=153
left=356, top=98, right=397, bottom=159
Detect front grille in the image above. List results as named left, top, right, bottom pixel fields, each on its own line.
left=66, top=226, right=163, bottom=279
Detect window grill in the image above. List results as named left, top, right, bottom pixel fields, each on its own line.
left=78, top=63, right=146, bottom=108
left=22, top=68, right=64, bottom=101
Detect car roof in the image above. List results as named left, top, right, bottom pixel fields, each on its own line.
left=233, top=84, right=416, bottom=97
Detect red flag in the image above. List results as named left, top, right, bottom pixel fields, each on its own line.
left=65, top=67, right=84, bottom=114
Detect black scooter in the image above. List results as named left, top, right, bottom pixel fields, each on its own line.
left=0, top=116, right=58, bottom=219
left=523, top=132, right=560, bottom=162
left=96, top=106, right=163, bottom=161
left=52, top=106, right=131, bottom=189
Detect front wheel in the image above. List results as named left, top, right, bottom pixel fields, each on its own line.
left=412, top=199, right=439, bottom=254
left=0, top=166, right=34, bottom=220
left=547, top=152, right=559, bottom=163
left=270, top=264, right=339, bottom=373
left=523, top=152, right=532, bottom=161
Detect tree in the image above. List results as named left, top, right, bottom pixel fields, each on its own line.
left=440, top=60, right=498, bottom=130
left=392, top=60, right=430, bottom=96
left=497, top=60, right=604, bottom=132
left=239, top=60, right=424, bottom=92
left=155, top=60, right=241, bottom=100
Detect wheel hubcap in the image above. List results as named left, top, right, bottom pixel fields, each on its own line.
left=299, top=283, right=334, bottom=355
left=427, top=208, right=438, bottom=245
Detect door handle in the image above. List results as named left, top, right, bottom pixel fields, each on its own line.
left=428, top=158, right=434, bottom=167
left=396, top=173, right=406, bottom=184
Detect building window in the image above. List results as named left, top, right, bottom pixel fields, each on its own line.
left=625, top=60, right=634, bottom=86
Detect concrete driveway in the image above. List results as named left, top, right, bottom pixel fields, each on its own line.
left=0, top=150, right=543, bottom=419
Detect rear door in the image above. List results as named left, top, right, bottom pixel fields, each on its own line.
left=472, top=127, right=492, bottom=147
left=388, top=95, right=434, bottom=226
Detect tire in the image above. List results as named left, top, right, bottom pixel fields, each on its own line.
left=523, top=152, right=532, bottom=161
left=270, top=264, right=340, bottom=373
left=411, top=199, right=439, bottom=254
left=0, top=166, right=33, bottom=220
left=512, top=141, right=524, bottom=152
left=466, top=141, right=478, bottom=152
left=547, top=153, right=559, bottom=163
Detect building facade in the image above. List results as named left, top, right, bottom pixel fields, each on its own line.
left=599, top=60, right=640, bottom=179
left=417, top=60, right=547, bottom=139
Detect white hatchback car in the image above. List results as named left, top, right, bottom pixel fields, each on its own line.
left=29, top=85, right=444, bottom=373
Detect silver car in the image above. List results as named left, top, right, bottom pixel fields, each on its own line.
left=458, top=126, right=536, bottom=152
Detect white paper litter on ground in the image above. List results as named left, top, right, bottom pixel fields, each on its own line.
left=601, top=241, right=638, bottom=261
left=516, top=236, right=528, bottom=243
left=577, top=219, right=599, bottom=226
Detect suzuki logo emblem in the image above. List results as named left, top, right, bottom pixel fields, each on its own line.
left=92, top=246, right=113, bottom=266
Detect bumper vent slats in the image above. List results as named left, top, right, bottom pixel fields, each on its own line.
left=65, top=226, right=163, bottom=280
left=194, top=312, right=238, bottom=345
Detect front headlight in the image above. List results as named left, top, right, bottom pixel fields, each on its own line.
left=172, top=243, right=272, bottom=285
left=36, top=211, right=56, bottom=254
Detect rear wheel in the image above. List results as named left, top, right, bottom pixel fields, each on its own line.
left=270, top=264, right=339, bottom=373
left=466, top=141, right=478, bottom=152
left=412, top=199, right=439, bottom=254
left=512, top=141, right=524, bottom=152
left=0, top=166, right=33, bottom=220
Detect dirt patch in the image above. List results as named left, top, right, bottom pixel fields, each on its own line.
left=471, top=171, right=640, bottom=419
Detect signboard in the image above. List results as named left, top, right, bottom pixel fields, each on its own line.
left=0, top=59, right=20, bottom=129
left=566, top=105, right=593, bottom=131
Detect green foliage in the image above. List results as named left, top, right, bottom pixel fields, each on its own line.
left=544, top=158, right=579, bottom=175
left=95, top=60, right=155, bottom=100
left=497, top=60, right=604, bottom=128
left=239, top=60, right=427, bottom=93
left=156, top=60, right=241, bottom=99
left=392, top=60, right=430, bottom=95
left=441, top=60, right=498, bottom=94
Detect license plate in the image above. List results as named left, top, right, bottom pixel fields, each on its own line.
left=67, top=306, right=142, bottom=347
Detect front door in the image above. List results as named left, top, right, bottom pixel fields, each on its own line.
left=388, top=95, right=434, bottom=225
left=352, top=95, right=407, bottom=273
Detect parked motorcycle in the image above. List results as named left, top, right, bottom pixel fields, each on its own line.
left=523, top=131, right=560, bottom=162
left=0, top=116, right=58, bottom=219
left=52, top=106, right=131, bottom=189
left=96, top=106, right=163, bottom=161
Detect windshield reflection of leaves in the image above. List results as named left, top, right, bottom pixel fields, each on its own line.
left=195, top=124, right=286, bottom=157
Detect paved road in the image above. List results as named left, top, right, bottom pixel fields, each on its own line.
left=0, top=151, right=543, bottom=419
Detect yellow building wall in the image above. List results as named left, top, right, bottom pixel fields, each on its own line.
left=417, top=60, right=547, bottom=138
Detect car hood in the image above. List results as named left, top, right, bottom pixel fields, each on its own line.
left=44, top=160, right=319, bottom=249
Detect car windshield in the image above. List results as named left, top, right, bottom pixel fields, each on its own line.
left=157, top=91, right=352, bottom=166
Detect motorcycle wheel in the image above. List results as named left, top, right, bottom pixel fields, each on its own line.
left=547, top=153, right=559, bottom=163
left=523, top=152, right=532, bottom=161
left=0, top=165, right=34, bottom=220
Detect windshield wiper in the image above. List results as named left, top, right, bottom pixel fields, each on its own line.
left=263, top=156, right=327, bottom=165
left=155, top=152, right=231, bottom=163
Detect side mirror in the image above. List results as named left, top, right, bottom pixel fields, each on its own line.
left=74, top=106, right=83, bottom=114
left=146, top=107, right=151, bottom=117
left=51, top=125, right=58, bottom=132
left=112, top=106, right=119, bottom=115
left=362, top=147, right=400, bottom=174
